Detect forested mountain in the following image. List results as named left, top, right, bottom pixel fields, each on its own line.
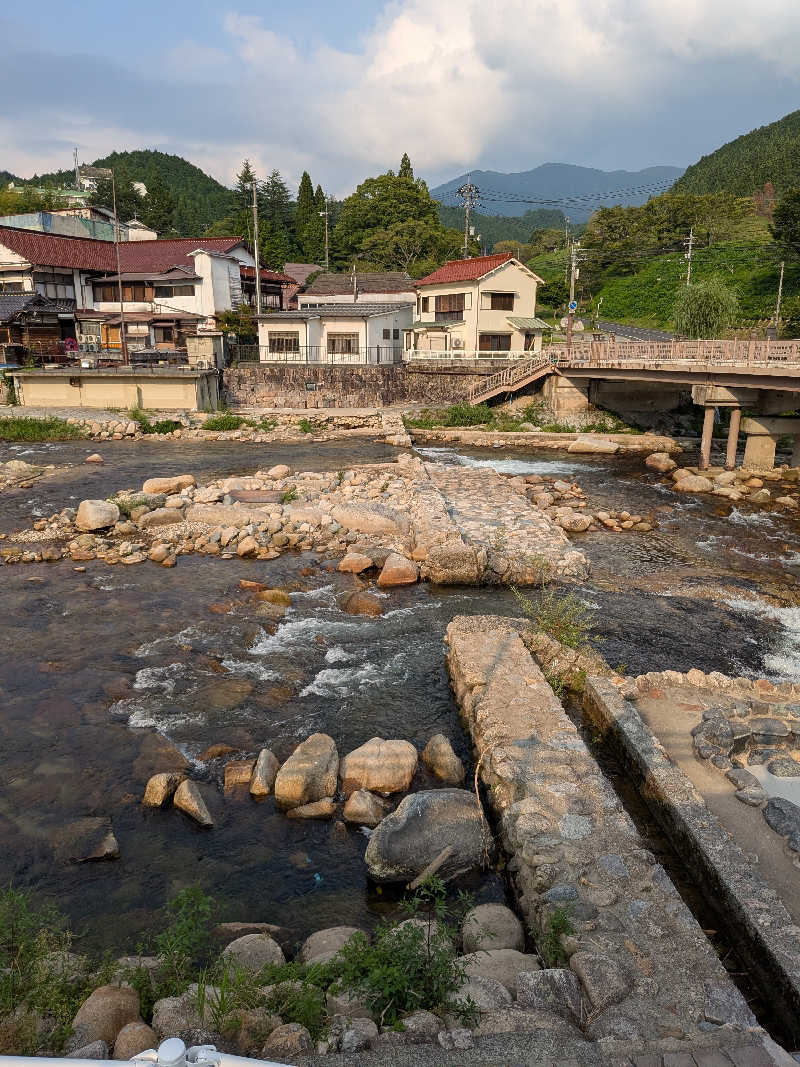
left=436, top=205, right=564, bottom=249
left=431, top=164, right=684, bottom=221
left=674, top=110, right=800, bottom=197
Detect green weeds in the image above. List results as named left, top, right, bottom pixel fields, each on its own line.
left=298, top=418, right=314, bottom=434
left=0, top=417, right=84, bottom=442
left=536, top=906, right=575, bottom=967
left=510, top=582, right=594, bottom=650
left=203, top=412, right=247, bottom=432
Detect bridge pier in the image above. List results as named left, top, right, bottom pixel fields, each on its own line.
left=725, top=408, right=741, bottom=470
left=741, top=416, right=800, bottom=470
left=699, top=407, right=715, bottom=470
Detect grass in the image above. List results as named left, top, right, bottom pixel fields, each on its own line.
left=0, top=417, right=85, bottom=442
left=281, top=488, right=298, bottom=504
left=298, top=418, right=314, bottom=434
left=405, top=401, right=640, bottom=435
left=536, top=906, right=575, bottom=967
left=127, top=409, right=181, bottom=435
left=510, top=581, right=594, bottom=650
left=202, top=412, right=248, bottom=432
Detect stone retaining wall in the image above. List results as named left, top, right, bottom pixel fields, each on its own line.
left=445, top=615, right=772, bottom=1059
left=583, top=675, right=800, bottom=1045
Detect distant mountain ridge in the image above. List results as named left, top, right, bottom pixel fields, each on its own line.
left=673, top=109, right=800, bottom=197
left=431, top=163, right=685, bottom=221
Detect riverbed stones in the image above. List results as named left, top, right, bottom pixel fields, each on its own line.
left=142, top=772, right=185, bottom=808
left=425, top=541, right=481, bottom=585
left=462, top=902, right=525, bottom=953
left=763, top=796, right=800, bottom=840
left=338, top=551, right=374, bottom=573
left=222, top=933, right=285, bottom=972
left=364, top=788, right=493, bottom=883
left=570, top=952, right=631, bottom=1012
left=76, top=499, right=120, bottom=531
left=421, top=733, right=465, bottom=785
left=54, top=816, right=120, bottom=863
left=330, top=501, right=411, bottom=537
left=138, top=508, right=184, bottom=529
left=113, top=1020, right=157, bottom=1059
left=266, top=464, right=290, bottom=479
left=286, top=797, right=337, bottom=819
left=377, top=552, right=419, bottom=587
left=460, top=949, right=540, bottom=993
left=675, top=474, right=715, bottom=493
left=343, top=591, right=384, bottom=617
left=173, top=780, right=214, bottom=827
left=645, top=452, right=677, bottom=473
left=300, top=926, right=363, bottom=965
left=223, top=759, right=256, bottom=792
left=274, top=732, right=338, bottom=809
left=68, top=985, right=140, bottom=1052
left=767, top=755, right=800, bottom=776
left=343, top=789, right=388, bottom=827
left=339, top=737, right=418, bottom=795
left=250, top=748, right=279, bottom=797
left=454, top=974, right=512, bottom=1012
left=142, top=475, right=195, bottom=494
left=567, top=436, right=619, bottom=454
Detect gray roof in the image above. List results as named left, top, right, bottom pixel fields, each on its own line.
left=259, top=303, right=413, bottom=321
left=304, top=271, right=413, bottom=296
left=0, top=291, right=56, bottom=321
left=284, top=262, right=322, bottom=286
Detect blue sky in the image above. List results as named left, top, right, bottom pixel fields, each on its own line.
left=3, top=1, right=800, bottom=196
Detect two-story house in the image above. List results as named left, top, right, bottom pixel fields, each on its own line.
left=406, top=252, right=548, bottom=357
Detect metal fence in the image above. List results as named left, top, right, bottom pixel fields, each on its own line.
left=229, top=345, right=403, bottom=366
left=550, top=338, right=800, bottom=366
left=404, top=349, right=535, bottom=363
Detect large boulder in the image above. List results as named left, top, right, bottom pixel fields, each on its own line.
left=54, top=817, right=119, bottom=863
left=113, top=1020, right=157, bottom=1059
left=343, top=790, right=388, bottom=827
left=76, top=500, right=120, bottom=532
left=645, top=452, right=677, bottom=473
left=273, top=733, right=338, bottom=809
left=343, top=591, right=384, bottom=617
left=567, top=437, right=619, bottom=454
left=173, top=780, right=214, bottom=827
left=300, top=926, right=363, bottom=965
left=142, top=475, right=195, bottom=495
left=425, top=542, right=480, bottom=585
left=377, top=554, right=419, bottom=588
left=222, top=933, right=285, bottom=972
left=453, top=975, right=512, bottom=1012
left=142, top=772, right=185, bottom=808
left=674, top=474, right=714, bottom=493
left=364, top=789, right=494, bottom=883
left=68, top=985, right=140, bottom=1051
left=331, top=502, right=411, bottom=537
left=138, top=508, right=185, bottom=529
left=250, top=748, right=279, bottom=797
left=462, top=903, right=524, bottom=953
left=185, top=504, right=263, bottom=528
left=340, top=737, right=418, bottom=796
left=421, top=734, right=465, bottom=785
left=261, top=1023, right=313, bottom=1060
left=338, top=552, right=374, bottom=574
left=459, top=949, right=540, bottom=993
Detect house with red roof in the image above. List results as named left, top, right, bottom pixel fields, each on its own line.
left=407, top=252, right=548, bottom=357
left=0, top=226, right=295, bottom=355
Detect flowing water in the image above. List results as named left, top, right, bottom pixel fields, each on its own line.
left=2, top=437, right=799, bottom=953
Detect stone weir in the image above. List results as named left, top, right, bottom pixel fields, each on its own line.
left=445, top=615, right=782, bottom=1065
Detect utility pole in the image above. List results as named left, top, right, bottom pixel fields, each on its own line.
left=110, top=170, right=129, bottom=366
left=456, top=175, right=480, bottom=258
left=564, top=216, right=570, bottom=248
left=774, top=260, right=785, bottom=335
left=73, top=147, right=80, bottom=190
left=684, top=226, right=694, bottom=285
left=319, top=200, right=330, bottom=270
left=566, top=240, right=580, bottom=350
left=251, top=180, right=261, bottom=316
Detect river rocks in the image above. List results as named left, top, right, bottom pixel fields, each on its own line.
left=462, top=903, right=524, bottom=953
left=250, top=748, right=280, bottom=797
left=267, top=464, right=290, bottom=479
left=516, top=968, right=583, bottom=1022
left=364, top=788, right=494, bottom=883
left=261, top=1022, right=313, bottom=1060
left=142, top=772, right=185, bottom=808
left=76, top=500, right=120, bottom=532
left=255, top=588, right=292, bottom=606
left=68, top=985, right=140, bottom=1052
left=343, top=591, right=384, bottom=617
left=763, top=797, right=800, bottom=840
left=454, top=974, right=512, bottom=1012
left=674, top=474, right=714, bottom=493
left=331, top=502, right=411, bottom=537
left=327, top=1014, right=378, bottom=1054
left=222, top=933, right=285, bottom=972
left=138, top=508, right=184, bottom=529
left=185, top=504, right=259, bottom=527
left=286, top=798, right=336, bottom=819
left=340, top=737, right=418, bottom=796
left=645, top=452, right=677, bottom=473
left=274, top=733, right=339, bottom=809
left=151, top=990, right=205, bottom=1040
left=224, top=759, right=256, bottom=792
left=377, top=553, right=419, bottom=587
left=338, top=551, right=374, bottom=573
left=460, top=949, right=540, bottom=993
left=343, top=790, right=388, bottom=827
left=235, top=535, right=258, bottom=557
left=567, top=436, right=619, bottom=454
left=113, top=1020, right=157, bottom=1059
left=767, top=755, right=800, bottom=776
left=54, top=817, right=120, bottom=863
left=142, top=475, right=196, bottom=495
left=300, top=926, right=363, bottom=964
left=421, top=734, right=465, bottom=785
left=173, top=780, right=214, bottom=827
left=85, top=453, right=104, bottom=465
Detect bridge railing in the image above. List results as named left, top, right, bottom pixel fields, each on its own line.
left=553, top=338, right=800, bottom=366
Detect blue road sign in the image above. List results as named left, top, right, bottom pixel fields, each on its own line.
left=568, top=300, right=578, bottom=312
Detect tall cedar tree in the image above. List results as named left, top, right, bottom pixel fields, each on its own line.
left=296, top=172, right=316, bottom=240
left=300, top=185, right=327, bottom=264
left=398, top=153, right=414, bottom=179
left=771, top=189, right=800, bottom=260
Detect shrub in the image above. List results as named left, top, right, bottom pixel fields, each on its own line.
left=298, top=418, right=314, bottom=434
left=281, top=488, right=298, bottom=504
left=510, top=582, right=594, bottom=650
left=406, top=404, right=494, bottom=429
left=152, top=888, right=214, bottom=993
left=536, top=906, right=575, bottom=967
left=203, top=413, right=247, bottom=432
left=0, top=417, right=84, bottom=442
left=674, top=277, right=739, bottom=338
left=3, top=375, right=17, bottom=406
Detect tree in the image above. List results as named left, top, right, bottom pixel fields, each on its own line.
left=89, top=177, right=142, bottom=222
left=216, top=304, right=257, bottom=342
left=771, top=188, right=800, bottom=260
left=358, top=219, right=463, bottom=275
left=779, top=294, right=800, bottom=339
left=673, top=278, right=739, bottom=338
left=398, top=153, right=414, bottom=179
left=296, top=172, right=315, bottom=239
left=234, top=159, right=259, bottom=217
left=140, top=174, right=175, bottom=236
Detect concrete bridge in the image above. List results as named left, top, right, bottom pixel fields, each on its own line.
left=468, top=338, right=800, bottom=470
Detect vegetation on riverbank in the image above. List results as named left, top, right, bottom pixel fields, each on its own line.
left=0, top=880, right=477, bottom=1055
left=0, top=417, right=85, bottom=442
left=404, top=401, right=641, bottom=435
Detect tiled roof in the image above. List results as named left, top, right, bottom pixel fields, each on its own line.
left=258, top=303, right=414, bottom=320
left=0, top=291, right=56, bottom=321
left=0, top=226, right=245, bottom=274
left=415, top=253, right=516, bottom=287
left=284, top=262, right=322, bottom=286
left=239, top=265, right=296, bottom=285
left=304, top=271, right=413, bottom=295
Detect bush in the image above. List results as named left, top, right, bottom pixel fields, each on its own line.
left=0, top=417, right=84, bottom=442
left=298, top=418, right=314, bottom=434
left=203, top=413, right=247, bottom=432
left=406, top=404, right=494, bottom=429
left=673, top=277, right=739, bottom=338
left=3, top=375, right=17, bottom=406
left=511, top=582, right=594, bottom=649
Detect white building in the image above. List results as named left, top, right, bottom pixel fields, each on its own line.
left=257, top=303, right=414, bottom=364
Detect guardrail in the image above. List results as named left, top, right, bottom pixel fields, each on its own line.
left=549, top=338, right=800, bottom=366
left=468, top=352, right=564, bottom=403
left=403, top=349, right=535, bottom=362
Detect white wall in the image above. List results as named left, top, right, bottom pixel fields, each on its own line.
left=299, top=290, right=415, bottom=307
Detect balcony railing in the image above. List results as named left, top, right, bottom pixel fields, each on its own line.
left=404, top=349, right=535, bottom=362
left=230, top=345, right=403, bottom=365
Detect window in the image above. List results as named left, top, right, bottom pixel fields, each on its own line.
left=393, top=328, right=400, bottom=340
left=153, top=325, right=174, bottom=345
left=481, top=291, right=514, bottom=311
left=34, top=271, right=75, bottom=301
left=0, top=281, right=23, bottom=292
left=94, top=284, right=117, bottom=302
left=122, top=284, right=147, bottom=302
left=268, top=331, right=300, bottom=353
left=435, top=292, right=466, bottom=322
left=327, top=332, right=359, bottom=354
left=421, top=296, right=429, bottom=313
left=382, top=328, right=391, bottom=340
left=478, top=333, right=512, bottom=352
left=125, top=322, right=149, bottom=336
left=260, top=292, right=281, bottom=310
left=154, top=284, right=196, bottom=298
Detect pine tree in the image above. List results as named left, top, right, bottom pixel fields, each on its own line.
left=399, top=153, right=414, bottom=179
left=234, top=159, right=259, bottom=216
left=140, top=174, right=175, bottom=236
left=296, top=171, right=315, bottom=239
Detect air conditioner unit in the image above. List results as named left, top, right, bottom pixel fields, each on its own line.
left=451, top=337, right=464, bottom=349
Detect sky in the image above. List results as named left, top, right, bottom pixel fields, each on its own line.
left=2, top=0, right=800, bottom=197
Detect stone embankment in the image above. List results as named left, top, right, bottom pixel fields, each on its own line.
left=2, top=455, right=588, bottom=581
left=445, top=615, right=781, bottom=1064
left=411, top=428, right=681, bottom=455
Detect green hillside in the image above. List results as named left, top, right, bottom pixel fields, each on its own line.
left=437, top=205, right=564, bottom=249
left=674, top=109, right=800, bottom=197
